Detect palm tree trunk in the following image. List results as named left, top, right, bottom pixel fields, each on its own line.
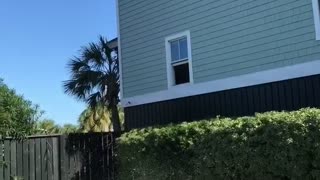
left=111, top=104, right=121, bottom=132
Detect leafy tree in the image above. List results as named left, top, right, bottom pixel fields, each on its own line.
left=35, top=119, right=60, bottom=134
left=0, top=79, right=42, bottom=139
left=63, top=36, right=121, bottom=132
left=60, top=124, right=79, bottom=134
left=35, top=119, right=79, bottom=135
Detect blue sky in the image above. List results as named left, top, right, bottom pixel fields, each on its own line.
left=0, top=0, right=117, bottom=125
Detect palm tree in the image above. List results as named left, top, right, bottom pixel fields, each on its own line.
left=78, top=106, right=112, bottom=132
left=63, top=36, right=121, bottom=132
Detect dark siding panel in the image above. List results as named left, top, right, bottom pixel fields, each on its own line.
left=150, top=104, right=156, bottom=125
left=125, top=74, right=320, bottom=130
left=291, top=79, right=300, bottom=110
left=265, top=85, right=273, bottom=112
left=305, top=77, right=315, bottom=107
left=313, top=76, right=320, bottom=107
left=278, top=82, right=286, bottom=110
left=271, top=83, right=280, bottom=110
left=228, top=90, right=236, bottom=117
left=247, top=87, right=255, bottom=115
left=213, top=93, right=220, bottom=117
left=241, top=88, right=249, bottom=116
left=205, top=94, right=216, bottom=118
left=299, top=79, right=308, bottom=108
left=219, top=92, right=227, bottom=117
left=284, top=81, right=294, bottom=111
left=253, top=86, right=261, bottom=113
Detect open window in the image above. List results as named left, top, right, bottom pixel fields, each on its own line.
left=165, top=31, right=193, bottom=87
left=312, top=0, right=320, bottom=40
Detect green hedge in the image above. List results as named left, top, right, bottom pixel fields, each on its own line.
left=117, top=108, right=320, bottom=180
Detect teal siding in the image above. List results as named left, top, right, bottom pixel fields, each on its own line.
left=119, top=0, right=320, bottom=98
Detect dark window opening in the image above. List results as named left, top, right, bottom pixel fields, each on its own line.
left=174, top=63, right=190, bottom=85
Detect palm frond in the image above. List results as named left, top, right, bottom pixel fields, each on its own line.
left=82, top=42, right=105, bottom=68
left=86, top=92, right=101, bottom=108
left=72, top=69, right=105, bottom=87
left=63, top=79, right=91, bottom=100
left=99, top=36, right=113, bottom=61
left=68, top=57, right=90, bottom=73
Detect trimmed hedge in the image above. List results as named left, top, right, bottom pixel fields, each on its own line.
left=117, top=108, right=320, bottom=180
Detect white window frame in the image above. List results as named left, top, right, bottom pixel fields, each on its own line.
left=312, top=0, right=320, bottom=40
left=165, top=30, right=194, bottom=88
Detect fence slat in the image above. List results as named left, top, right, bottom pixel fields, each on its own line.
left=52, top=137, right=59, bottom=180
left=16, top=141, right=23, bottom=178
left=0, top=141, right=4, bottom=180
left=29, top=139, right=35, bottom=180
left=23, top=140, right=29, bottom=180
left=85, top=135, right=92, bottom=180
left=10, top=141, right=17, bottom=177
left=4, top=140, right=10, bottom=180
left=59, top=135, right=67, bottom=180
left=47, top=137, right=53, bottom=180
left=79, top=136, right=86, bottom=180
left=35, top=138, right=41, bottom=180
left=75, top=134, right=81, bottom=180
left=41, top=138, right=48, bottom=180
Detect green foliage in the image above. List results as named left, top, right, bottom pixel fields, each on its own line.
left=118, top=108, right=320, bottom=180
left=35, top=119, right=79, bottom=135
left=0, top=79, right=42, bottom=139
left=60, top=124, right=78, bottom=134
left=35, top=119, right=61, bottom=134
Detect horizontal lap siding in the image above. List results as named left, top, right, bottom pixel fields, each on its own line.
left=119, top=0, right=320, bottom=98
left=124, top=74, right=320, bottom=130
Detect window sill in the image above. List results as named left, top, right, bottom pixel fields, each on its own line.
left=168, top=82, right=192, bottom=89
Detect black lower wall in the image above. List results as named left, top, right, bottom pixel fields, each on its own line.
left=124, top=74, right=320, bottom=130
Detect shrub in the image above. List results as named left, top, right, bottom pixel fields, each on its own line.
left=117, top=108, right=320, bottom=180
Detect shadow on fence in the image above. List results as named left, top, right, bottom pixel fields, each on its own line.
left=0, top=133, right=119, bottom=180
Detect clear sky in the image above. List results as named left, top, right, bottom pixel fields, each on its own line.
left=0, top=0, right=117, bottom=125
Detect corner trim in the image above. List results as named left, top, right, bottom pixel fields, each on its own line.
left=116, top=0, right=124, bottom=99
left=312, top=0, right=320, bottom=40
left=121, top=60, right=320, bottom=107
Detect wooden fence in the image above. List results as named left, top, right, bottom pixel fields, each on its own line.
left=0, top=133, right=117, bottom=180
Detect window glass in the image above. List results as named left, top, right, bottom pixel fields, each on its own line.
left=170, top=40, right=180, bottom=61
left=179, top=38, right=188, bottom=60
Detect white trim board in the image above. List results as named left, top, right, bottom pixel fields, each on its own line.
left=116, top=0, right=124, bottom=99
left=312, top=0, right=320, bottom=40
left=121, top=60, right=320, bottom=107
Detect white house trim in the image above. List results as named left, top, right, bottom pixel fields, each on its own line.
left=116, top=0, right=124, bottom=99
left=121, top=60, right=320, bottom=107
left=312, top=0, right=320, bottom=40
left=165, top=30, right=194, bottom=88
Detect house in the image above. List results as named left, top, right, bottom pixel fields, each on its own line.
left=116, top=0, right=320, bottom=130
